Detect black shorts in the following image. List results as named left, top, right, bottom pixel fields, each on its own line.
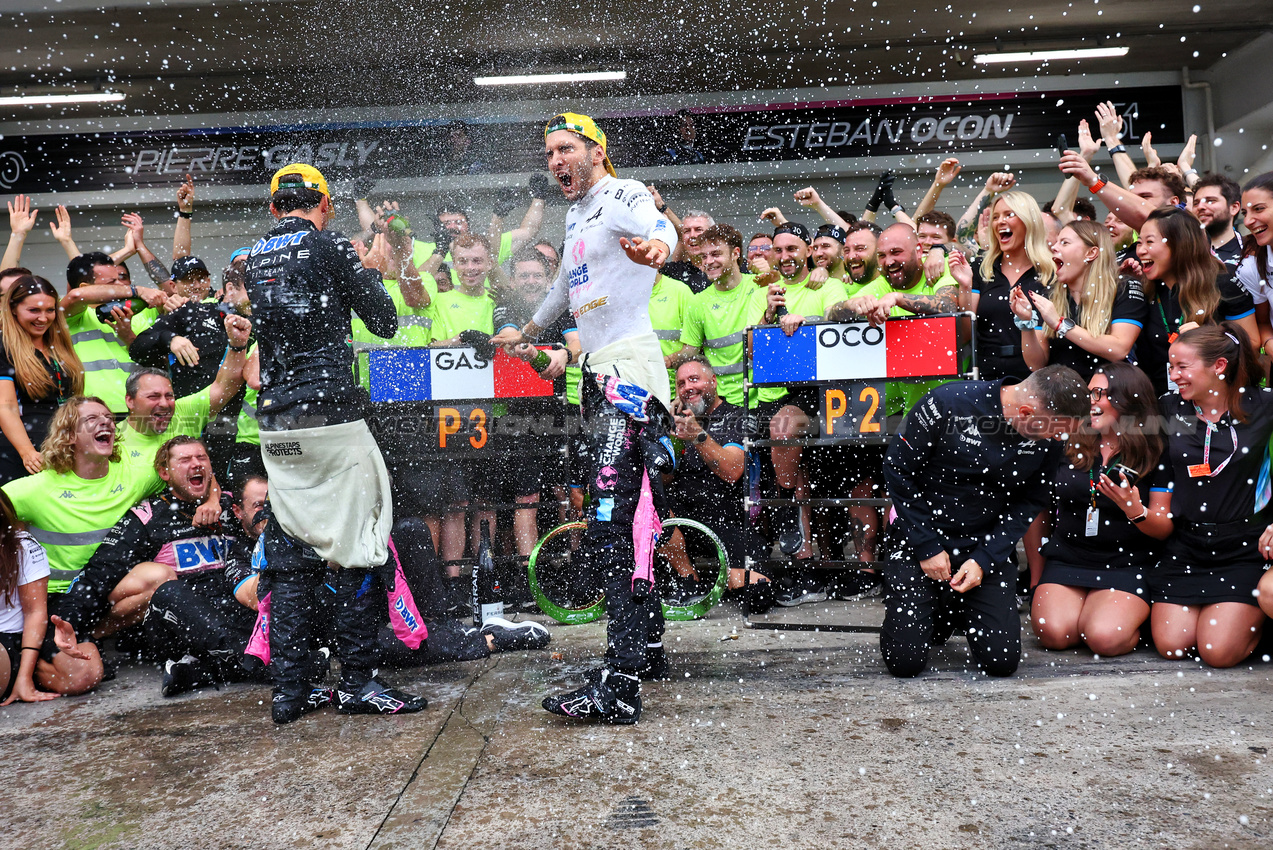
left=1, top=631, right=21, bottom=701
left=807, top=444, right=887, bottom=494
left=1039, top=559, right=1148, bottom=597
left=469, top=454, right=545, bottom=503
left=387, top=454, right=470, bottom=516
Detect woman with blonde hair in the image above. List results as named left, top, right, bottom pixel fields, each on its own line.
left=1011, top=220, right=1148, bottom=379
left=0, top=275, right=84, bottom=485
left=968, top=190, right=1057, bottom=380
left=968, top=190, right=1060, bottom=588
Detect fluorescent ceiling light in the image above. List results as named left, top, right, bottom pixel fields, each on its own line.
left=974, top=47, right=1129, bottom=64
left=0, top=91, right=126, bottom=106
left=474, top=71, right=626, bottom=86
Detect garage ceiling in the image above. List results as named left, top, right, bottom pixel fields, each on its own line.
left=0, top=0, right=1269, bottom=118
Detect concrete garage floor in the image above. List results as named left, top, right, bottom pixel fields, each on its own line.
left=4, top=599, right=1272, bottom=850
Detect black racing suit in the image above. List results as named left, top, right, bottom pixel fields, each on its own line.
left=880, top=380, right=1061, bottom=678
left=44, top=492, right=255, bottom=673
left=579, top=369, right=676, bottom=674
left=242, top=214, right=398, bottom=703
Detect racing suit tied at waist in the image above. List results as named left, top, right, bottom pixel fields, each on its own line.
left=259, top=419, right=392, bottom=569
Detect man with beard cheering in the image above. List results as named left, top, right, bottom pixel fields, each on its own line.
left=492, top=113, right=677, bottom=725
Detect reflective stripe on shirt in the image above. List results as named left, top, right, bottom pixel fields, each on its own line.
left=705, top=330, right=746, bottom=348
left=28, top=525, right=111, bottom=547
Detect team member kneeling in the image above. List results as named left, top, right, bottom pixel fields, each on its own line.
left=1152, top=324, right=1272, bottom=667
left=881, top=364, right=1089, bottom=677
left=1032, top=363, right=1171, bottom=656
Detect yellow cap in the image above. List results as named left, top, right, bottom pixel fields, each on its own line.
left=269, top=163, right=329, bottom=197
left=544, top=112, right=617, bottom=177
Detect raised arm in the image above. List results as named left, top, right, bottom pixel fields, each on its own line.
left=3, top=195, right=37, bottom=271
left=793, top=187, right=851, bottom=229
left=1095, top=101, right=1137, bottom=188
left=1059, top=152, right=1156, bottom=231
left=121, top=213, right=172, bottom=286
left=913, top=158, right=961, bottom=218
left=173, top=174, right=194, bottom=261
left=494, top=175, right=550, bottom=253
left=49, top=205, right=82, bottom=260
left=1052, top=120, right=1102, bottom=226
left=956, top=173, right=1012, bottom=252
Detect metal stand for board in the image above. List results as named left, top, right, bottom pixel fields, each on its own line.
left=742, top=313, right=978, bottom=633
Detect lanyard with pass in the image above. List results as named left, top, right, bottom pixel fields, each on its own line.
left=1188, top=413, right=1238, bottom=478
left=1085, top=465, right=1103, bottom=536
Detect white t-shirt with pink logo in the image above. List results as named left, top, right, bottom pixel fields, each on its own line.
left=533, top=176, right=677, bottom=353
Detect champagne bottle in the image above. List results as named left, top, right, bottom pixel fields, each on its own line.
left=472, top=520, right=504, bottom=626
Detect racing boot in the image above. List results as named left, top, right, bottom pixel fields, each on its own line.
left=542, top=668, right=642, bottom=725
left=336, top=676, right=428, bottom=715
left=272, top=685, right=337, bottom=724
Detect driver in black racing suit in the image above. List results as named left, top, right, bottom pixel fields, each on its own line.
left=243, top=163, right=426, bottom=724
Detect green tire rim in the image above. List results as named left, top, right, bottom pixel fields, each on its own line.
left=527, top=517, right=730, bottom=625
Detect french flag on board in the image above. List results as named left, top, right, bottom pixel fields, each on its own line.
left=751, top=317, right=960, bottom=385
left=368, top=347, right=555, bottom=402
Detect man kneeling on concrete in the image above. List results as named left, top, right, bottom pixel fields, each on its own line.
left=880, top=364, right=1088, bottom=678
left=43, top=436, right=259, bottom=695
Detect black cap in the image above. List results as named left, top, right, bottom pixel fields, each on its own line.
left=170, top=255, right=210, bottom=280
left=816, top=223, right=847, bottom=245
left=773, top=222, right=812, bottom=245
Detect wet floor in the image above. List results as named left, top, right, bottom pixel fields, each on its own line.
left=4, top=600, right=1272, bottom=849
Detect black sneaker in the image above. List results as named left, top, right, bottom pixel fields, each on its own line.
left=161, top=654, right=219, bottom=698
left=776, top=575, right=827, bottom=607
left=637, top=646, right=670, bottom=681
left=271, top=685, right=336, bottom=724
left=542, top=668, right=642, bottom=725
left=481, top=617, right=551, bottom=651
left=336, top=678, right=428, bottom=715
left=829, top=570, right=884, bottom=601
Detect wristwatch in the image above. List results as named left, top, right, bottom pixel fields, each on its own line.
left=1130, top=508, right=1149, bottom=524
left=1056, top=318, right=1077, bottom=339
left=693, top=431, right=709, bottom=446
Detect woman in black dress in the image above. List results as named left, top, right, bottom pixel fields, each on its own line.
left=0, top=275, right=84, bottom=485
left=969, top=190, right=1056, bottom=381
left=1153, top=323, right=1271, bottom=667
left=1012, top=220, right=1147, bottom=381
left=1032, top=362, right=1171, bottom=656
left=1132, top=206, right=1258, bottom=396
